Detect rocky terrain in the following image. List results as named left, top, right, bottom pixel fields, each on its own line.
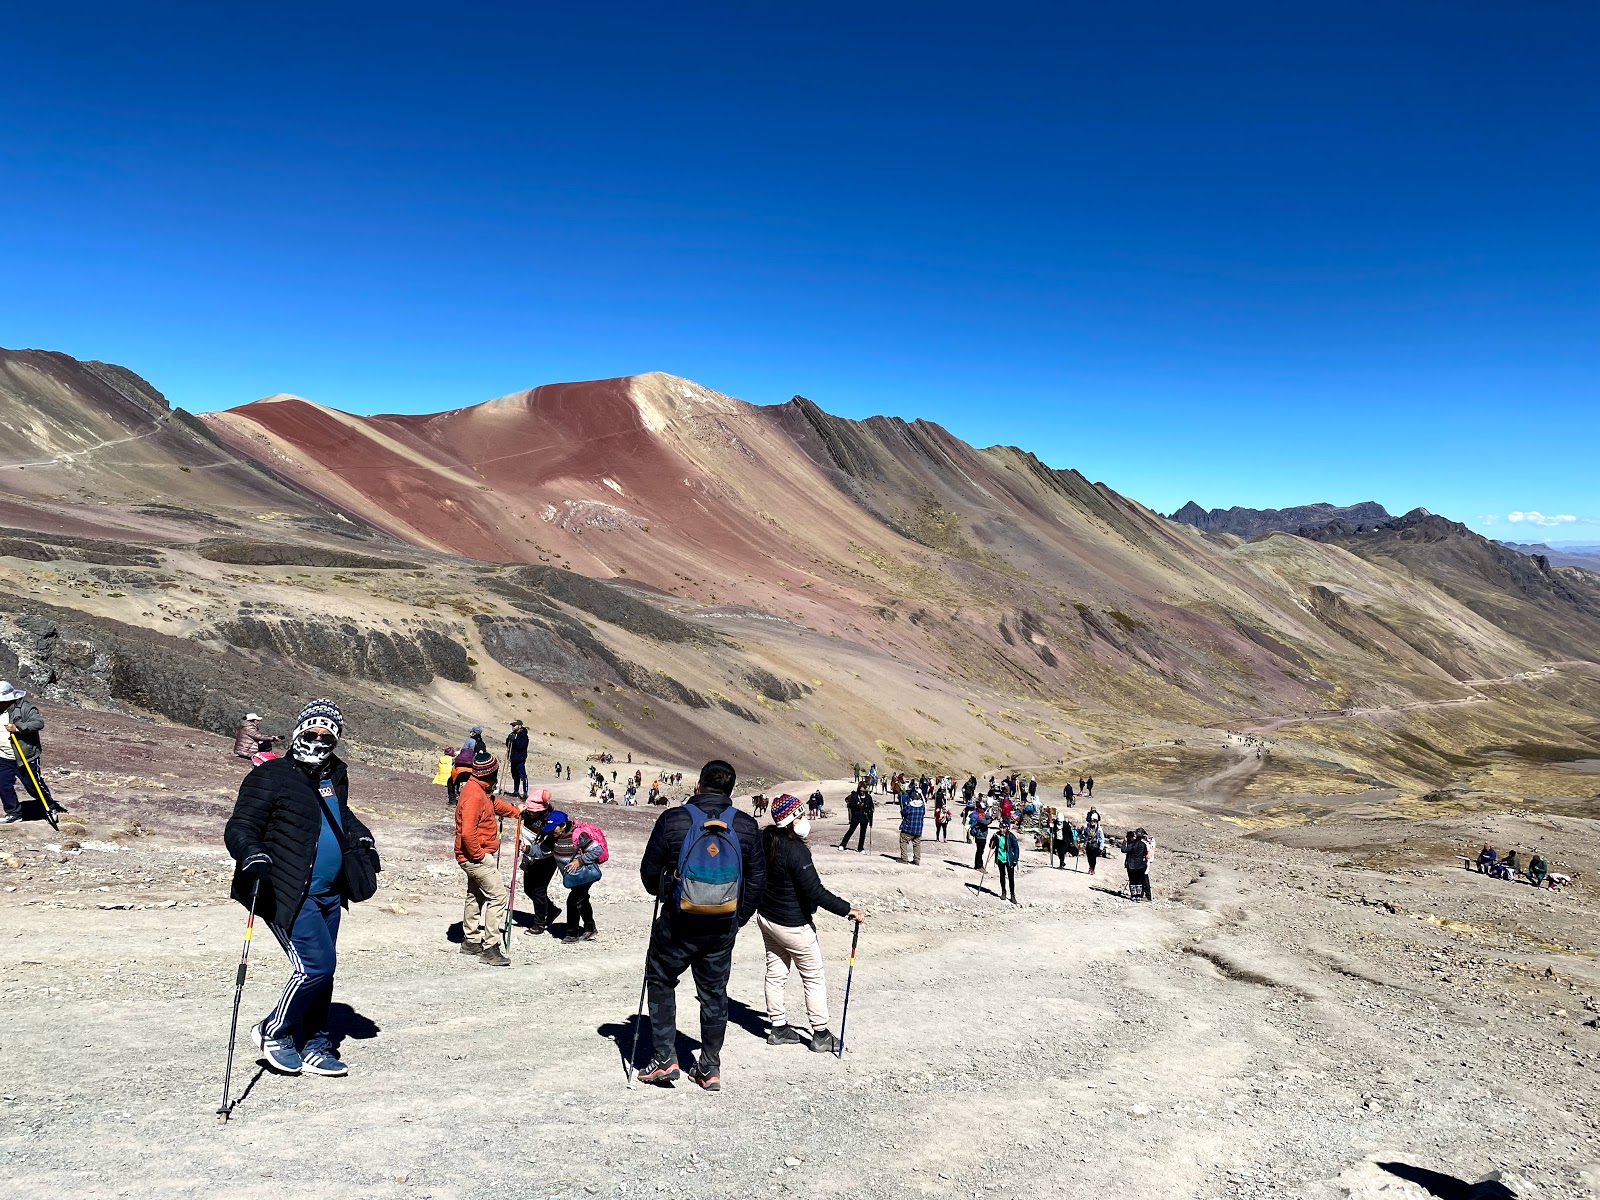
left=2, top=710, right=1598, bottom=1198
left=1500, top=542, right=1600, bottom=573
left=0, top=345, right=1597, bottom=1196
left=1168, top=501, right=1395, bottom=538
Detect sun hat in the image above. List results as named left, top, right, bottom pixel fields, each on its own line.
left=770, top=793, right=804, bottom=827
left=244, top=712, right=261, bottom=722
left=0, top=682, right=26, bottom=703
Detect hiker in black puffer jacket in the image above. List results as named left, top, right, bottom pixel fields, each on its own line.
left=224, top=699, right=380, bottom=1079
left=758, top=793, right=865, bottom=1055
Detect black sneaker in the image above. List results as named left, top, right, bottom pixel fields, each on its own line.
left=638, top=1059, right=680, bottom=1085
left=561, top=933, right=583, bottom=944
left=766, top=1025, right=810, bottom=1047
left=1, top=813, right=21, bottom=824
left=809, top=1029, right=839, bottom=1055
left=687, top=1063, right=721, bottom=1091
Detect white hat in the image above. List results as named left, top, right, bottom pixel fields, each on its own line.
left=0, top=682, right=26, bottom=703
left=244, top=712, right=261, bottom=722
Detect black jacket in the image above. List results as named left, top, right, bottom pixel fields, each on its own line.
left=505, top=727, right=529, bottom=762
left=759, top=827, right=849, bottom=926
left=640, top=794, right=766, bottom=928
left=846, top=790, right=874, bottom=820
left=224, top=756, right=378, bottom=928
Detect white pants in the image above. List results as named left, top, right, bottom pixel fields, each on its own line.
left=758, top=915, right=829, bottom=1030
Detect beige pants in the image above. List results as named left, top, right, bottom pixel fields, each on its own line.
left=899, top=832, right=922, bottom=864
left=758, top=915, right=829, bottom=1031
left=460, top=859, right=505, bottom=948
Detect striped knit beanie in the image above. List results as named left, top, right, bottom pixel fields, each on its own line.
left=770, top=792, right=803, bottom=827
left=293, top=698, right=344, bottom=741
left=472, top=751, right=500, bottom=780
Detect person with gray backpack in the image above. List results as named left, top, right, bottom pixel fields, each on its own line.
left=633, top=760, right=766, bottom=1091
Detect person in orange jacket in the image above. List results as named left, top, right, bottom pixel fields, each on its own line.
left=454, top=753, right=521, bottom=966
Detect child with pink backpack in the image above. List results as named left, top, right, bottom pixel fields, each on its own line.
left=545, top=810, right=609, bottom=943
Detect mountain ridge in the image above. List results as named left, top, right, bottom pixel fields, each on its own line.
left=1, top=346, right=1596, bottom=798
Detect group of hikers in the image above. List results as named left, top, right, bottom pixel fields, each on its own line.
left=61, top=699, right=1526, bottom=1101
left=222, top=697, right=865, bottom=1092
left=832, top=767, right=1148, bottom=904
left=1471, top=844, right=1565, bottom=889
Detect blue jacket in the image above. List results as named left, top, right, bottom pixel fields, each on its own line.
left=899, top=793, right=926, bottom=836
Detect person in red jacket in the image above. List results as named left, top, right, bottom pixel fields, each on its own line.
left=454, top=753, right=520, bottom=967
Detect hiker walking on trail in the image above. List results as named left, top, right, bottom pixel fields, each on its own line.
left=1085, top=775, right=1095, bottom=797
left=934, top=793, right=951, bottom=842
left=990, top=822, right=1021, bottom=905
left=636, top=760, right=766, bottom=1090
left=898, top=783, right=926, bottom=865
left=838, top=783, right=873, bottom=853
left=1083, top=817, right=1104, bottom=875
left=1123, top=828, right=1152, bottom=901
left=223, top=699, right=379, bottom=1077
left=969, top=803, right=991, bottom=870
left=547, top=811, right=607, bottom=943
left=808, top=788, right=825, bottom=821
left=455, top=753, right=520, bottom=966
left=758, top=793, right=865, bottom=1054
left=505, top=720, right=530, bottom=799
left=1, top=682, right=59, bottom=823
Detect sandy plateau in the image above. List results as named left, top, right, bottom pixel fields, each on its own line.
left=2, top=711, right=1598, bottom=1200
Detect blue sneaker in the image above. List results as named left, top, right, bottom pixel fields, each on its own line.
left=250, top=1022, right=303, bottom=1075
left=301, top=1040, right=348, bottom=1077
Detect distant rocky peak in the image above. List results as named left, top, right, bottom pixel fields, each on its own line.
left=1168, top=500, right=1393, bottom=539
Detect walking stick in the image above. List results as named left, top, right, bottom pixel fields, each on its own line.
left=217, top=880, right=261, bottom=1123
left=502, top=810, right=524, bottom=952
left=9, top=731, right=56, bottom=831
left=836, top=920, right=862, bottom=1060
left=625, top=889, right=665, bottom=1087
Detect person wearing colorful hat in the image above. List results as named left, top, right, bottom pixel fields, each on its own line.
left=224, top=698, right=380, bottom=1077
left=454, top=751, right=521, bottom=967
left=757, top=792, right=866, bottom=1055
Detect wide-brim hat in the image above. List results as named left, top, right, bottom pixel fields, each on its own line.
left=0, top=682, right=26, bottom=703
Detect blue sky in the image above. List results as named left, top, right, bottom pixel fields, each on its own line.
left=3, top=2, right=1596, bottom=540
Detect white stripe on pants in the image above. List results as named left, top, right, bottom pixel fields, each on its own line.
left=758, top=914, right=829, bottom=1031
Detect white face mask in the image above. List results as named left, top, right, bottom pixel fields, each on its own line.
left=791, top=818, right=812, bottom=839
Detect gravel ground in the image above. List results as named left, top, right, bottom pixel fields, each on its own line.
left=2, top=717, right=1599, bottom=1199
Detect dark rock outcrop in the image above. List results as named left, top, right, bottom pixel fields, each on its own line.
left=1168, top=501, right=1393, bottom=538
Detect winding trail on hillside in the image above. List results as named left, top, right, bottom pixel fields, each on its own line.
left=1239, top=659, right=1600, bottom=735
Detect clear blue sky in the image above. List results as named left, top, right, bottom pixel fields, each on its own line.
left=4, top=2, right=1596, bottom=540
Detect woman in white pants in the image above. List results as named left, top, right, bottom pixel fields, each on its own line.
left=757, top=793, right=866, bottom=1054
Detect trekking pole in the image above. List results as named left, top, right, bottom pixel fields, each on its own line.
left=217, top=880, right=261, bottom=1123
left=625, top=889, right=665, bottom=1087
left=501, top=811, right=524, bottom=952
left=836, top=920, right=862, bottom=1060
left=9, top=731, right=57, bottom=831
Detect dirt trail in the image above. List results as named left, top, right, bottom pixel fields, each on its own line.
left=3, top=760, right=1600, bottom=1199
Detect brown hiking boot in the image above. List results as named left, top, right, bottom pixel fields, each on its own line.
left=479, top=944, right=511, bottom=967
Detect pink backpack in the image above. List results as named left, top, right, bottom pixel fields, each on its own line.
left=572, top=821, right=610, bottom=864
